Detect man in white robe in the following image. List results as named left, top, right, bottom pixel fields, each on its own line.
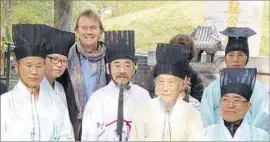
left=81, top=30, right=151, bottom=141
left=1, top=24, right=74, bottom=141
left=195, top=68, right=269, bottom=141
left=129, top=43, right=203, bottom=141
left=200, top=27, right=270, bottom=133
left=41, top=27, right=75, bottom=106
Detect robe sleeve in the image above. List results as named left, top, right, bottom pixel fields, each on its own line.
left=0, top=94, right=8, bottom=140
left=81, top=95, right=101, bottom=141
left=58, top=101, right=75, bottom=141
left=192, top=130, right=207, bottom=141
left=250, top=81, right=270, bottom=134
left=187, top=107, right=203, bottom=141
left=129, top=105, right=146, bottom=141
left=129, top=112, right=139, bottom=141
left=200, top=80, right=217, bottom=128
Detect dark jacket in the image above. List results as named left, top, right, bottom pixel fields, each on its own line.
left=0, top=81, right=7, bottom=95
left=144, top=65, right=204, bottom=102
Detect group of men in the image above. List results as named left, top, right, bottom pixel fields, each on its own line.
left=0, top=9, right=269, bottom=141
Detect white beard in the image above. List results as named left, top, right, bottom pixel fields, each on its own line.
left=162, top=99, right=177, bottom=113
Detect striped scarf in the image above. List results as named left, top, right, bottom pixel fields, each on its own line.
left=67, top=41, right=106, bottom=119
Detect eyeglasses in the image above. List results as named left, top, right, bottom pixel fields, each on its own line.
left=47, top=56, right=67, bottom=65
left=221, top=99, right=248, bottom=106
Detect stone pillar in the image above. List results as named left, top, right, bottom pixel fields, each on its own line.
left=205, top=1, right=264, bottom=57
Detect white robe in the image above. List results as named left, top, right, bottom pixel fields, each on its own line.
left=1, top=80, right=74, bottom=141
left=129, top=97, right=203, bottom=141
left=41, top=77, right=67, bottom=107
left=81, top=81, right=151, bottom=141
left=195, top=120, right=270, bottom=141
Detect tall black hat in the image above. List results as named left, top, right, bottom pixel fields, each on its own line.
left=46, top=28, right=75, bottom=57
left=156, top=43, right=190, bottom=79
left=220, top=68, right=257, bottom=101
left=104, top=30, right=135, bottom=63
left=221, top=27, right=256, bottom=58
left=12, top=24, right=50, bottom=61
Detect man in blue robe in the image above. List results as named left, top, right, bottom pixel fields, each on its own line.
left=200, top=27, right=270, bottom=134
left=196, top=68, right=269, bottom=141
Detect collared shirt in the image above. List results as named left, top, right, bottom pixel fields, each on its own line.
left=80, top=55, right=99, bottom=102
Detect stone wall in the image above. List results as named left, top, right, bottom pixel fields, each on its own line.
left=3, top=51, right=152, bottom=91
left=3, top=50, right=269, bottom=93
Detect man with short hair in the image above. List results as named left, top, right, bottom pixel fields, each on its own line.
left=196, top=68, right=269, bottom=141
left=200, top=27, right=270, bottom=133
left=81, top=30, right=150, bottom=141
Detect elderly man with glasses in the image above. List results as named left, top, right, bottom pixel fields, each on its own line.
left=195, top=68, right=269, bottom=141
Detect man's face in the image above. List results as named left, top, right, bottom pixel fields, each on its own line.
left=156, top=74, right=184, bottom=104
left=75, top=16, right=102, bottom=53
left=15, top=57, right=45, bottom=88
left=107, top=59, right=135, bottom=85
left=221, top=93, right=251, bottom=122
left=45, top=54, right=67, bottom=79
left=225, top=51, right=248, bottom=68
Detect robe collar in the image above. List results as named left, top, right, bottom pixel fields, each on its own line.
left=107, top=80, right=133, bottom=92
left=15, top=80, right=35, bottom=97
left=224, top=119, right=243, bottom=137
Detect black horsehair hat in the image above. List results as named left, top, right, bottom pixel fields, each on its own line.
left=156, top=43, right=190, bottom=79
left=12, top=24, right=50, bottom=61
left=220, top=68, right=257, bottom=101
left=104, top=30, right=135, bottom=63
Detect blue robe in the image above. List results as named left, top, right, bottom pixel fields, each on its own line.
left=195, top=119, right=269, bottom=141
left=200, top=77, right=270, bottom=133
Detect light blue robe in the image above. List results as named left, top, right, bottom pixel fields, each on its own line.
left=200, top=77, right=270, bottom=133
left=41, top=77, right=67, bottom=107
left=194, top=119, right=269, bottom=141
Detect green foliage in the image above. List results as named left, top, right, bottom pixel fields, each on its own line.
left=1, top=1, right=269, bottom=55
left=11, top=1, right=54, bottom=25
left=103, top=1, right=205, bottom=51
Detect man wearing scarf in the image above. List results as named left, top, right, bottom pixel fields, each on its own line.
left=81, top=30, right=150, bottom=141
left=1, top=24, right=74, bottom=141
left=200, top=27, right=270, bottom=134
left=60, top=9, right=108, bottom=140
left=129, top=43, right=203, bottom=141
left=196, top=68, right=269, bottom=141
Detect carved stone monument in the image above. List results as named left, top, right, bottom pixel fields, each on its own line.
left=204, top=1, right=264, bottom=57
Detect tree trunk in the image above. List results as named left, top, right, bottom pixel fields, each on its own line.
left=54, top=0, right=73, bottom=32
left=2, top=0, right=12, bottom=42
